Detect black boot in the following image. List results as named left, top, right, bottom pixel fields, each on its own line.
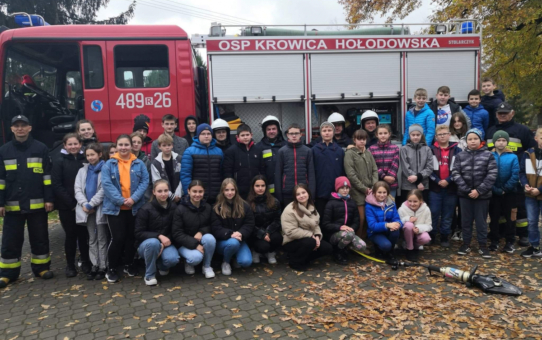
left=65, top=265, right=77, bottom=278
left=405, top=249, right=418, bottom=262
left=333, top=248, right=348, bottom=266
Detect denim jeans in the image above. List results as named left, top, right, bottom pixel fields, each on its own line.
left=525, top=197, right=542, bottom=247
left=178, top=234, right=216, bottom=268
left=216, top=238, right=252, bottom=267
left=429, top=190, right=457, bottom=238
left=369, top=229, right=400, bottom=253
left=137, top=238, right=180, bottom=280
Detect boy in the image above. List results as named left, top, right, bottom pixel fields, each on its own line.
left=151, top=133, right=183, bottom=202
left=223, top=124, right=262, bottom=199
left=481, top=77, right=505, bottom=129
left=309, top=113, right=352, bottom=150
left=133, top=114, right=152, bottom=156
left=452, top=128, right=497, bottom=259
left=402, top=88, right=435, bottom=145
left=463, top=89, right=489, bottom=139
left=275, top=123, right=315, bottom=207
left=312, top=121, right=345, bottom=216
left=151, top=114, right=188, bottom=161
left=429, top=125, right=460, bottom=247
left=519, top=127, right=542, bottom=258
left=429, top=86, right=471, bottom=135
left=489, top=130, right=519, bottom=253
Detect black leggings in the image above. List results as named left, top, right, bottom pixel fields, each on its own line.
left=283, top=237, right=332, bottom=268
left=106, top=210, right=136, bottom=268
left=59, top=209, right=90, bottom=267
left=249, top=231, right=283, bottom=254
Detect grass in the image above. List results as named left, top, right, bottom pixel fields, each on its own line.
left=0, top=210, right=59, bottom=232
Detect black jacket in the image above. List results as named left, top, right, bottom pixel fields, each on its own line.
left=254, top=135, right=286, bottom=196
left=183, top=115, right=198, bottom=146
left=428, top=98, right=462, bottom=117
left=211, top=202, right=255, bottom=241
left=481, top=90, right=505, bottom=128
left=486, top=118, right=535, bottom=157
left=321, top=194, right=360, bottom=242
left=250, top=195, right=281, bottom=239
left=452, top=145, right=498, bottom=200
left=223, top=141, right=263, bottom=199
left=274, top=141, right=315, bottom=201
left=0, top=136, right=54, bottom=214
left=52, top=150, right=86, bottom=211
left=134, top=199, right=177, bottom=248
left=171, top=196, right=213, bottom=250
left=309, top=131, right=352, bottom=150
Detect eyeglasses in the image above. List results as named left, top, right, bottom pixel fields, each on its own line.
left=436, top=133, right=450, bottom=137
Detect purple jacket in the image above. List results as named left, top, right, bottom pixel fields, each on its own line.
left=368, top=141, right=400, bottom=189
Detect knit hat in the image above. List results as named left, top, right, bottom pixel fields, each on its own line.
left=492, top=130, right=509, bottom=144
left=409, top=124, right=424, bottom=135
left=320, top=121, right=335, bottom=133
left=196, top=123, right=212, bottom=137
left=335, top=176, right=351, bottom=192
left=466, top=128, right=483, bottom=141
left=133, top=114, right=150, bottom=132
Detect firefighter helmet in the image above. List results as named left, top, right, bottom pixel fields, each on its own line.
left=360, top=110, right=379, bottom=126
left=261, top=115, right=281, bottom=129
left=211, top=118, right=229, bottom=131
left=328, top=112, right=345, bottom=124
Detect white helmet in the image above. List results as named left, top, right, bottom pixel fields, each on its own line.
left=328, top=112, right=345, bottom=124
left=211, top=118, right=229, bottom=130
left=261, top=115, right=281, bottom=128
left=360, top=110, right=379, bottom=126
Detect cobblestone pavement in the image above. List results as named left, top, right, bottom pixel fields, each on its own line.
left=1, top=223, right=541, bottom=340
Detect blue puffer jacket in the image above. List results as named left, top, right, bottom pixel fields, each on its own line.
left=365, top=193, right=402, bottom=238
left=464, top=105, right=489, bottom=139
left=101, top=157, right=149, bottom=216
left=492, top=148, right=519, bottom=195
left=312, top=141, right=345, bottom=199
left=402, top=104, right=435, bottom=145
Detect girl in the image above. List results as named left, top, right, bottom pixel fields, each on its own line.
left=365, top=181, right=402, bottom=260
left=281, top=184, right=333, bottom=271
left=368, top=124, right=400, bottom=198
left=52, top=133, right=90, bottom=277
left=246, top=175, right=282, bottom=264
left=322, top=177, right=365, bottom=265
left=398, top=124, right=433, bottom=208
left=74, top=143, right=108, bottom=280
left=132, top=132, right=152, bottom=200
left=104, top=143, right=117, bottom=161
left=211, top=179, right=255, bottom=276
left=172, top=180, right=216, bottom=279
left=134, top=180, right=179, bottom=286
left=183, top=115, right=198, bottom=146
left=398, top=189, right=432, bottom=262
left=75, top=119, right=99, bottom=150
left=102, top=134, right=150, bottom=283
left=449, top=112, right=468, bottom=151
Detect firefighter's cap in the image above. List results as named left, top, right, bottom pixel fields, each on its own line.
left=496, top=102, right=513, bottom=113
left=11, top=115, right=30, bottom=126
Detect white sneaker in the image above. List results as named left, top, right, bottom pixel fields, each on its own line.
left=184, top=263, right=195, bottom=275
left=267, top=252, right=277, bottom=264
left=145, top=277, right=157, bottom=286
left=232, top=259, right=241, bottom=269
left=221, top=262, right=232, bottom=276
left=252, top=250, right=261, bottom=264
left=418, top=245, right=424, bottom=250
left=202, top=266, right=215, bottom=279
left=159, top=269, right=169, bottom=276
left=451, top=231, right=461, bottom=241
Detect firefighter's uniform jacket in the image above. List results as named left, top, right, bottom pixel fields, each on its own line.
left=0, top=136, right=53, bottom=280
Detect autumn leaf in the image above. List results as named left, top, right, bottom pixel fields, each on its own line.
left=233, top=323, right=242, bottom=328
left=235, top=295, right=242, bottom=300
left=264, top=326, right=274, bottom=334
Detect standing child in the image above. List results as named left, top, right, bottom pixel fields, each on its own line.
left=104, top=143, right=116, bottom=161
left=183, top=116, right=198, bottom=146
left=449, top=112, right=468, bottom=152
left=133, top=114, right=152, bottom=156
left=398, top=189, right=432, bottom=261
left=402, top=88, right=435, bottom=146
left=452, top=128, right=497, bottom=259
left=369, top=124, right=400, bottom=198
left=74, top=143, right=108, bottom=280
left=151, top=133, right=182, bottom=202
left=463, top=90, right=489, bottom=139
left=481, top=77, right=505, bottom=129
left=75, top=119, right=99, bottom=150
left=151, top=114, right=189, bottom=161
left=429, top=86, right=471, bottom=135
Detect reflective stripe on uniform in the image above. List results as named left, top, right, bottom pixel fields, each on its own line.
left=0, top=179, right=5, bottom=190
left=4, top=159, right=17, bottom=171
left=31, top=253, right=50, bottom=264
left=262, top=149, right=272, bottom=158
left=268, top=184, right=275, bottom=193
left=27, top=157, right=43, bottom=168
left=5, top=201, right=20, bottom=212
left=0, top=257, right=21, bottom=269
left=30, top=198, right=45, bottom=210
left=43, top=175, right=52, bottom=185
left=507, top=138, right=522, bottom=152
left=516, top=218, right=528, bottom=228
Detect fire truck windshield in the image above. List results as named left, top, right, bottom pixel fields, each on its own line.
left=4, top=49, right=57, bottom=97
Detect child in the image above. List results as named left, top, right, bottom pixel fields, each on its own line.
left=448, top=112, right=468, bottom=151
left=398, top=124, right=433, bottom=207
left=275, top=123, right=315, bottom=207
left=74, top=143, right=108, bottom=280
left=520, top=127, right=542, bottom=258
left=398, top=189, right=432, bottom=261
left=211, top=179, right=255, bottom=275
left=224, top=124, right=262, bottom=199
left=151, top=133, right=182, bottom=202
left=75, top=119, right=99, bottom=150
left=428, top=125, right=460, bottom=247
left=132, top=132, right=152, bottom=201
left=402, top=88, right=435, bottom=146
left=344, top=129, right=378, bottom=239
left=429, top=86, right=471, bottom=135
left=183, top=115, right=198, bottom=146
left=134, top=180, right=179, bottom=286
left=104, top=143, right=117, bottom=161
left=133, top=114, right=152, bottom=156
left=452, top=128, right=497, bottom=259
left=172, top=180, right=216, bottom=278
left=463, top=89, right=489, bottom=139
left=151, top=114, right=189, bottom=161
left=322, top=177, right=365, bottom=265
left=365, top=181, right=402, bottom=260
left=489, top=130, right=519, bottom=253
left=52, top=133, right=90, bottom=277
left=312, top=121, right=345, bottom=216
left=481, top=77, right=505, bottom=128
left=369, top=124, right=400, bottom=198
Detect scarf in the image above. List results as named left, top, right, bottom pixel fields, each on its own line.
left=85, top=160, right=104, bottom=208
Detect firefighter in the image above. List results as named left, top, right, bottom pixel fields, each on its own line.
left=211, top=118, right=233, bottom=153
left=0, top=115, right=54, bottom=288
left=254, top=115, right=285, bottom=197
left=360, top=110, right=380, bottom=148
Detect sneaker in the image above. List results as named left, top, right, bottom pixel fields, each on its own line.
left=252, top=250, right=261, bottom=264
left=417, top=245, right=424, bottom=250
left=440, top=240, right=450, bottom=248
left=87, top=266, right=98, bottom=280
left=81, top=262, right=92, bottom=275
left=221, top=262, right=232, bottom=276
left=0, top=277, right=9, bottom=288
left=521, top=246, right=542, bottom=258
left=518, top=237, right=530, bottom=247
left=159, top=269, right=170, bottom=276
left=457, top=244, right=471, bottom=255
left=184, top=263, right=195, bottom=275
left=65, top=265, right=77, bottom=278
left=451, top=231, right=461, bottom=241
left=202, top=266, right=215, bottom=279
left=503, top=242, right=515, bottom=254
left=232, top=259, right=241, bottom=269
left=145, top=277, right=157, bottom=286
left=123, top=264, right=137, bottom=277
left=106, top=268, right=119, bottom=283
left=479, top=247, right=492, bottom=259
left=333, top=250, right=348, bottom=266
left=94, top=270, right=106, bottom=281
left=488, top=243, right=499, bottom=252
left=266, top=252, right=277, bottom=264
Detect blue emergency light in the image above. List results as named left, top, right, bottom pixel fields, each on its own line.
left=461, top=22, right=473, bottom=34
left=13, top=13, right=49, bottom=27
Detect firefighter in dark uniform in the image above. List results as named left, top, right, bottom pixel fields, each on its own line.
left=486, top=102, right=535, bottom=247
left=0, top=115, right=55, bottom=288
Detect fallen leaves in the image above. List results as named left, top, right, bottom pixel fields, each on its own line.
left=264, top=326, right=274, bottom=334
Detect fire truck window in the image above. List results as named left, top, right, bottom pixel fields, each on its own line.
left=114, top=45, right=169, bottom=88
left=66, top=71, right=82, bottom=110
left=83, top=45, right=104, bottom=89
left=4, top=49, right=57, bottom=97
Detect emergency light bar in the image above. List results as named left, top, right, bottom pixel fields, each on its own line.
left=13, top=12, right=49, bottom=27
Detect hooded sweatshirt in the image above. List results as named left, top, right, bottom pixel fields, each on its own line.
left=111, top=153, right=137, bottom=210
left=398, top=201, right=432, bottom=234
left=183, top=115, right=199, bottom=146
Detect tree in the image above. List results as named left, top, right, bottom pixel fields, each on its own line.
left=339, top=0, right=542, bottom=125
left=0, top=0, right=136, bottom=27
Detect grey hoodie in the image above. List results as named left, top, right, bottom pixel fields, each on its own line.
left=399, top=141, right=433, bottom=191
